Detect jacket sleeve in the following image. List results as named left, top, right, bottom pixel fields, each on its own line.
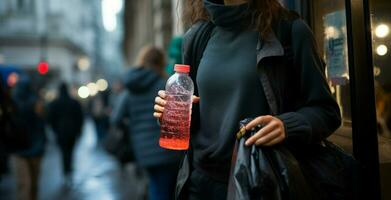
left=277, top=19, right=342, bottom=145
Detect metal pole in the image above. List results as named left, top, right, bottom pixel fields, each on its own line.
left=345, top=0, right=381, bottom=199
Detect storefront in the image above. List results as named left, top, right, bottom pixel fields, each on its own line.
left=284, top=0, right=391, bottom=199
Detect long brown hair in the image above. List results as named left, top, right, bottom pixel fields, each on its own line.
left=137, top=46, right=167, bottom=77
left=183, top=0, right=286, bottom=38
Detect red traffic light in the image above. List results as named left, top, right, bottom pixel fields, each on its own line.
left=37, top=61, right=49, bottom=75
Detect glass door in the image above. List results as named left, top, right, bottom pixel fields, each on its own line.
left=311, top=0, right=353, bottom=152
left=289, top=0, right=386, bottom=198
left=370, top=0, right=391, bottom=199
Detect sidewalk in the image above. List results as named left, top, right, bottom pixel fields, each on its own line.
left=0, top=118, right=148, bottom=200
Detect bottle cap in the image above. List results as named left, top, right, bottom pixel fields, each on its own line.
left=174, top=64, right=190, bottom=73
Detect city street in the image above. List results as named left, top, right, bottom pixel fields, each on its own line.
left=0, top=119, right=148, bottom=200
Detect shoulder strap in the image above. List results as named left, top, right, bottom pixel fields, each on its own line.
left=276, top=10, right=300, bottom=65
left=187, top=21, right=215, bottom=96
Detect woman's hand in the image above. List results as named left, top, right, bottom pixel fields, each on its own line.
left=153, top=90, right=200, bottom=119
left=244, top=115, right=286, bottom=146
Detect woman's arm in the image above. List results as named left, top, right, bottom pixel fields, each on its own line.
left=246, top=19, right=341, bottom=147
left=277, top=19, right=342, bottom=145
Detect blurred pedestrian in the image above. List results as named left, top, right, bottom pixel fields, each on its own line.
left=112, top=46, right=182, bottom=200
left=153, top=0, right=341, bottom=199
left=10, top=77, right=46, bottom=200
left=0, top=76, right=11, bottom=181
left=375, top=81, right=391, bottom=138
left=105, top=80, right=134, bottom=168
left=91, top=91, right=110, bottom=143
left=47, top=82, right=84, bottom=185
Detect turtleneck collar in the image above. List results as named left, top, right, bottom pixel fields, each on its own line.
left=204, top=0, right=252, bottom=30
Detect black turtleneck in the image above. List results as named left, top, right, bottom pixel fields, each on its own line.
left=192, top=0, right=269, bottom=181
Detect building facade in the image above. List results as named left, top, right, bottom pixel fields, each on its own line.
left=0, top=0, right=124, bottom=89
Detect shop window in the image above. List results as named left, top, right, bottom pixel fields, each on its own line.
left=370, top=0, right=391, bottom=199
left=311, top=0, right=352, bottom=152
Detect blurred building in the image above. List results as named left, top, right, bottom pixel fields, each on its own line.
left=0, top=0, right=124, bottom=92
left=123, top=0, right=182, bottom=65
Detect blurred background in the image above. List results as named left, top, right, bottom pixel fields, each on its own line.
left=0, top=0, right=391, bottom=200
left=0, top=0, right=184, bottom=96
left=0, top=1, right=185, bottom=199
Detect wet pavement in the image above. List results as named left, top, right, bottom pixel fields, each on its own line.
left=0, top=118, right=148, bottom=200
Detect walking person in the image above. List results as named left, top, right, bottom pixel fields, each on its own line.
left=47, top=82, right=84, bottom=186
left=11, top=77, right=46, bottom=200
left=153, top=0, right=341, bottom=199
left=112, top=46, right=182, bottom=200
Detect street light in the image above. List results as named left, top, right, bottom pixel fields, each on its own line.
left=78, top=57, right=91, bottom=71
left=96, top=79, right=108, bottom=91
left=78, top=86, right=90, bottom=99
left=376, top=45, right=388, bottom=56
left=87, top=82, right=98, bottom=96
left=37, top=61, right=49, bottom=75
left=375, top=24, right=389, bottom=38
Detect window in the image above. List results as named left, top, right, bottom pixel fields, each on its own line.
left=370, top=0, right=391, bottom=199
left=312, top=0, right=352, bottom=152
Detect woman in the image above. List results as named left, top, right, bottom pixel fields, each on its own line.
left=112, top=46, right=183, bottom=200
left=154, top=0, right=341, bottom=199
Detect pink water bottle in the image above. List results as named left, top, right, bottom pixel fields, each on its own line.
left=159, top=64, right=194, bottom=150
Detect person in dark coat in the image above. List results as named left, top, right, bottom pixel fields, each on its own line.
left=47, top=82, right=84, bottom=184
left=11, top=76, right=46, bottom=200
left=111, top=46, right=182, bottom=200
left=153, top=0, right=342, bottom=199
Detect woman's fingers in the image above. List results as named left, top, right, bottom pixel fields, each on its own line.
left=193, top=95, right=200, bottom=103
left=154, top=90, right=199, bottom=119
left=245, top=116, right=273, bottom=131
left=245, top=122, right=277, bottom=146
left=153, top=112, right=162, bottom=118
left=244, top=116, right=286, bottom=146
left=254, top=129, right=281, bottom=146
left=154, top=104, right=164, bottom=112
left=158, top=90, right=167, bottom=98
left=155, top=96, right=166, bottom=106
left=154, top=91, right=166, bottom=119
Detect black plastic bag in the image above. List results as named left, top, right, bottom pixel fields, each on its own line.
left=292, top=140, right=359, bottom=200
left=227, top=118, right=312, bottom=200
left=227, top=118, right=358, bottom=200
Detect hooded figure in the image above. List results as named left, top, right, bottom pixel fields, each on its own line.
left=11, top=76, right=46, bottom=200
left=47, top=82, right=83, bottom=184
left=111, top=46, right=182, bottom=200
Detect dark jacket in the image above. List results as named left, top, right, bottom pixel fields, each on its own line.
left=11, top=78, right=46, bottom=157
left=176, top=16, right=341, bottom=199
left=47, top=84, right=84, bottom=143
left=111, top=67, right=182, bottom=168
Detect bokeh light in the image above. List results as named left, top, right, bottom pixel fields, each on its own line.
left=37, top=61, right=49, bottom=75
left=87, top=82, right=98, bottom=96
left=375, top=24, right=390, bottom=38
left=78, top=86, right=90, bottom=99
left=96, top=79, right=108, bottom=91
left=376, top=45, right=388, bottom=56
left=78, top=57, right=91, bottom=71
left=7, top=72, right=19, bottom=87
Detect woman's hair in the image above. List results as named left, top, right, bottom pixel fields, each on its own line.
left=137, top=46, right=167, bottom=76
left=183, top=0, right=286, bottom=38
